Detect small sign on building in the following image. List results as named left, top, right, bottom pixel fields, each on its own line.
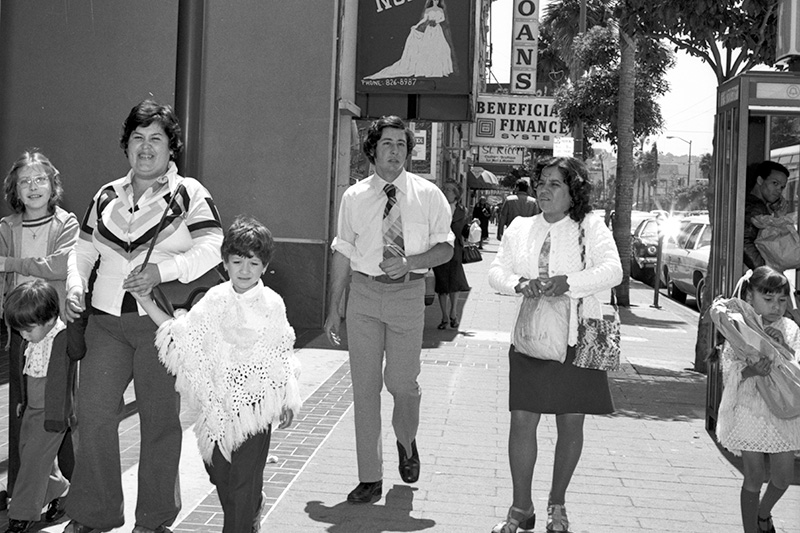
left=552, top=136, right=574, bottom=157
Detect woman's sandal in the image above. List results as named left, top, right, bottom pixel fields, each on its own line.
left=546, top=504, right=569, bottom=532
left=437, top=319, right=448, bottom=330
left=757, top=514, right=776, bottom=533
left=450, top=316, right=459, bottom=328
left=491, top=505, right=535, bottom=533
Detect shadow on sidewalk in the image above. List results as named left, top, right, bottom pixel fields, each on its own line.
left=304, top=485, right=435, bottom=532
left=618, top=305, right=690, bottom=330
left=609, top=364, right=706, bottom=421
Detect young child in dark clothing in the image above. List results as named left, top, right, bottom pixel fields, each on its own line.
left=4, top=279, right=78, bottom=533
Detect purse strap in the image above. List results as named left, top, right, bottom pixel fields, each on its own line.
left=577, top=220, right=617, bottom=316
left=140, top=182, right=186, bottom=270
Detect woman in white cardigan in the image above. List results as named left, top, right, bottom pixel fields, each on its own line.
left=488, top=157, right=622, bottom=533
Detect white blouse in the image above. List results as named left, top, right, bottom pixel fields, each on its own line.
left=488, top=213, right=623, bottom=345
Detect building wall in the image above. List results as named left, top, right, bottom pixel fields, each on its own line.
left=0, top=0, right=342, bottom=328
left=0, top=0, right=178, bottom=215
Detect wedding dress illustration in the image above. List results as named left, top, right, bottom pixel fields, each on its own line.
left=365, top=0, right=454, bottom=80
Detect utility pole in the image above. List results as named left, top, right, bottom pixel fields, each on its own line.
left=667, top=135, right=692, bottom=186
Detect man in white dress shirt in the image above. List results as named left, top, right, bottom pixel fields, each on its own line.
left=324, top=115, right=454, bottom=504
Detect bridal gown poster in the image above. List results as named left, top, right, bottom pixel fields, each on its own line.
left=357, top=0, right=472, bottom=94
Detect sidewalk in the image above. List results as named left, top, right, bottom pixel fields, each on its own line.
left=1, top=226, right=799, bottom=532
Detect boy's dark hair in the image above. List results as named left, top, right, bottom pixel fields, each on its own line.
left=742, top=265, right=790, bottom=299
left=756, top=160, right=790, bottom=180
left=5, top=279, right=59, bottom=331
left=221, top=215, right=275, bottom=265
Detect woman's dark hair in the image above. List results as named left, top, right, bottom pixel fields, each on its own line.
left=441, top=179, right=463, bottom=201
left=532, top=156, right=593, bottom=222
left=362, top=115, right=416, bottom=165
left=741, top=265, right=790, bottom=300
left=221, top=215, right=275, bottom=265
left=120, top=99, right=183, bottom=160
left=4, top=150, right=64, bottom=214
left=5, top=279, right=59, bottom=331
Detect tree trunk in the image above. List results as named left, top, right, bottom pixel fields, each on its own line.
left=612, top=25, right=636, bottom=307
left=694, top=128, right=718, bottom=373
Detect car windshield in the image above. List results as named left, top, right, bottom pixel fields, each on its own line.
left=639, top=220, right=658, bottom=238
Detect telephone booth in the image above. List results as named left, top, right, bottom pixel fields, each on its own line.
left=707, top=70, right=800, bottom=431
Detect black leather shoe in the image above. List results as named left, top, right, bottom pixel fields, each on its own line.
left=45, top=496, right=66, bottom=522
left=397, top=440, right=420, bottom=483
left=4, top=519, right=34, bottom=533
left=346, top=480, right=382, bottom=504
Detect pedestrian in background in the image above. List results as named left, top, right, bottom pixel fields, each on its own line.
left=0, top=151, right=79, bottom=510
left=472, top=196, right=491, bottom=249
left=132, top=215, right=301, bottom=533
left=324, top=115, right=453, bottom=504
left=497, top=179, right=539, bottom=241
left=467, top=218, right=482, bottom=247
left=716, top=266, right=800, bottom=533
left=743, top=161, right=790, bottom=270
left=488, top=156, right=621, bottom=533
left=433, top=179, right=470, bottom=330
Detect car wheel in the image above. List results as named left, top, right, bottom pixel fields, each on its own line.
left=668, top=279, right=687, bottom=304
left=695, top=277, right=705, bottom=310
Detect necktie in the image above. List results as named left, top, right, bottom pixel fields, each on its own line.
left=383, top=183, right=405, bottom=259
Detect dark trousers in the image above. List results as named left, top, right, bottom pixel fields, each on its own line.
left=65, top=312, right=181, bottom=530
left=205, top=430, right=271, bottom=533
left=6, top=328, right=74, bottom=497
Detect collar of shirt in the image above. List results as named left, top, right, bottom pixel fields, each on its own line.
left=371, top=170, right=409, bottom=197
left=119, top=161, right=179, bottom=208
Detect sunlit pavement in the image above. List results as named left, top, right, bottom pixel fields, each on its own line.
left=0, top=222, right=798, bottom=532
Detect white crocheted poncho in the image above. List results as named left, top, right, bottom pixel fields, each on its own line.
left=717, top=316, right=800, bottom=455
left=155, top=280, right=302, bottom=463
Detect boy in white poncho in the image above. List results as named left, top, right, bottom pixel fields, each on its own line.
left=133, top=215, right=301, bottom=533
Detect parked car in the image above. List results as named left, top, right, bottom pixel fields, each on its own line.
left=631, top=216, right=659, bottom=283
left=661, top=214, right=711, bottom=308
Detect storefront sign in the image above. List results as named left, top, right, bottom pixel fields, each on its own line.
left=511, top=0, right=539, bottom=95
left=357, top=0, right=472, bottom=94
left=469, top=94, right=569, bottom=148
left=477, top=146, right=525, bottom=165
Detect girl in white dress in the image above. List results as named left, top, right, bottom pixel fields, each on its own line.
left=717, top=266, right=800, bottom=533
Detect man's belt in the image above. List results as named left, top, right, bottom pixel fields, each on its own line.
left=354, top=271, right=425, bottom=284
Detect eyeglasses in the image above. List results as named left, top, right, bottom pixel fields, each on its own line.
left=18, top=176, right=49, bottom=189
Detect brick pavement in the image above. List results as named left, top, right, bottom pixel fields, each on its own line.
left=0, top=225, right=798, bottom=532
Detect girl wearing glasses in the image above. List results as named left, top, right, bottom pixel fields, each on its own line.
left=0, top=150, right=79, bottom=532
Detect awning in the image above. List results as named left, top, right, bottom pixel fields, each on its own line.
left=468, top=167, right=501, bottom=189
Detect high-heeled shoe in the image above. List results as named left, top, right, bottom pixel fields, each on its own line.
left=437, top=319, right=448, bottom=330
left=450, top=316, right=459, bottom=328
left=491, top=505, right=535, bottom=533
left=546, top=503, right=569, bottom=532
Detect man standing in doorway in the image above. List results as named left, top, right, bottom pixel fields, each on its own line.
left=743, top=160, right=790, bottom=269
left=324, top=115, right=454, bottom=504
left=497, top=178, right=540, bottom=240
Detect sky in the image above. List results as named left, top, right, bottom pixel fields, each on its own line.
left=489, top=0, right=718, bottom=157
